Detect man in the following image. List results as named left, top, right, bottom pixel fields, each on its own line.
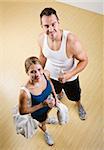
left=38, top=7, right=88, bottom=120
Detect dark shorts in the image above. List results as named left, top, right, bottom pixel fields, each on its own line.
left=51, top=77, right=81, bottom=102
left=31, top=108, right=51, bottom=123
left=31, top=113, right=48, bottom=123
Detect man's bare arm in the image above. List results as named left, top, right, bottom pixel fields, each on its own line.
left=38, top=33, right=47, bottom=68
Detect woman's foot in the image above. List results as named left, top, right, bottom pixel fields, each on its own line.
left=44, top=132, right=54, bottom=146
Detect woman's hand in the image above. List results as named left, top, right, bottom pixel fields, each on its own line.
left=44, top=97, right=55, bottom=108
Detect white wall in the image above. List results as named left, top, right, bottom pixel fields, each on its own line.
left=56, top=0, right=104, bottom=15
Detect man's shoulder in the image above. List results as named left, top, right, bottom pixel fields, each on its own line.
left=38, top=32, right=44, bottom=39
left=63, top=30, right=76, bottom=42
left=38, top=32, right=45, bottom=46
left=67, top=32, right=78, bottom=43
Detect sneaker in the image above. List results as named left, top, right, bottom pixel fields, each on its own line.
left=78, top=105, right=87, bottom=120
left=44, top=132, right=54, bottom=146
left=57, top=90, right=64, bottom=100
left=46, top=117, right=58, bottom=124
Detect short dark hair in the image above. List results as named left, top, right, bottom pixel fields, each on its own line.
left=40, top=7, right=59, bottom=23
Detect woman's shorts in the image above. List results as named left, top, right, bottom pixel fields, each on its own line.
left=31, top=113, right=48, bottom=123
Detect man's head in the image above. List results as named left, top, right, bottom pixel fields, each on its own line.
left=40, top=8, right=60, bottom=40
left=40, top=7, right=59, bottom=25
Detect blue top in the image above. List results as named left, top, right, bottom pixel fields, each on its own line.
left=31, top=76, right=52, bottom=120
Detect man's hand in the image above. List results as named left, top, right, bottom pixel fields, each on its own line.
left=58, top=71, right=71, bottom=83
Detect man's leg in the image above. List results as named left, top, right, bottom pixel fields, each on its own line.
left=57, top=90, right=65, bottom=100
left=63, top=77, right=87, bottom=120
left=76, top=100, right=87, bottom=120
left=51, top=78, right=64, bottom=100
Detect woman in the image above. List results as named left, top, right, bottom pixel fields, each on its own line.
left=19, top=56, right=58, bottom=146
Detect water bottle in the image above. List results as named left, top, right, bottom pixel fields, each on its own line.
left=58, top=69, right=64, bottom=83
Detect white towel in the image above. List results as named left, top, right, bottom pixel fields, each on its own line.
left=56, top=102, right=69, bottom=125
left=12, top=87, right=39, bottom=138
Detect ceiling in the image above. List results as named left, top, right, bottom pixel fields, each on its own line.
left=56, top=0, right=104, bottom=15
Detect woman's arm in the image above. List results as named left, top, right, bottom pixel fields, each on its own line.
left=19, top=90, right=44, bottom=115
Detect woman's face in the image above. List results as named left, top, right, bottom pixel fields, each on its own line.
left=28, top=64, right=43, bottom=82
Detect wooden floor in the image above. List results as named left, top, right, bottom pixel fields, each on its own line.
left=0, top=1, right=103, bottom=150
left=0, top=91, right=103, bottom=150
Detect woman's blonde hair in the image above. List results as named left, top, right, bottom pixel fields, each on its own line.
left=25, top=56, right=42, bottom=73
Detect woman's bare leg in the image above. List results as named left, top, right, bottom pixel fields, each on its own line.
left=38, top=121, right=54, bottom=146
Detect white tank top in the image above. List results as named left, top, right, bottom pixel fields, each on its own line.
left=43, top=30, right=78, bottom=81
